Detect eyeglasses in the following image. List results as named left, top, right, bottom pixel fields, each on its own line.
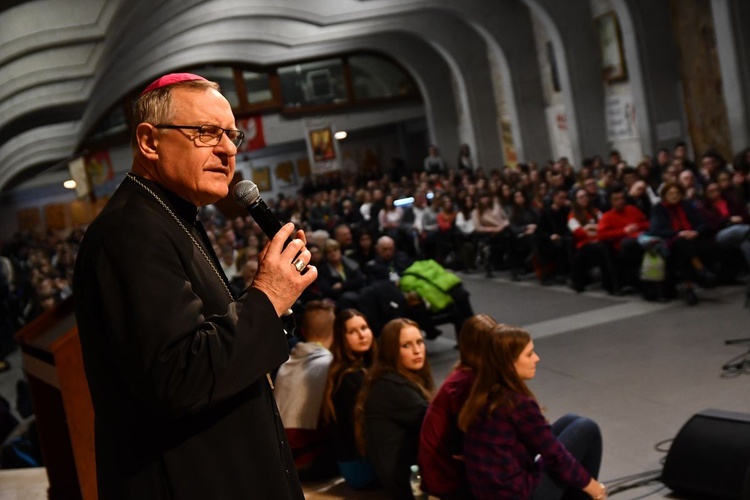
left=155, top=124, right=245, bottom=148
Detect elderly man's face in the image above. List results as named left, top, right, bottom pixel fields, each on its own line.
left=153, top=88, right=237, bottom=206
left=377, top=240, right=395, bottom=261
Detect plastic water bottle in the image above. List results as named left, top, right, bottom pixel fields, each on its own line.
left=409, top=464, right=426, bottom=499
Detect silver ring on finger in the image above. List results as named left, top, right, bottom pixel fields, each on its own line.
left=292, top=258, right=306, bottom=273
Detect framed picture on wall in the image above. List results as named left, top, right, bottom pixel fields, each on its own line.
left=252, top=166, right=272, bottom=191
left=308, top=127, right=336, bottom=162
left=546, top=41, right=561, bottom=92
left=596, top=12, right=627, bottom=82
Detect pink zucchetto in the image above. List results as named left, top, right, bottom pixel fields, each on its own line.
left=139, top=73, right=207, bottom=96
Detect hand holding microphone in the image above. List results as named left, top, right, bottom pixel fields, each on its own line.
left=234, top=180, right=317, bottom=316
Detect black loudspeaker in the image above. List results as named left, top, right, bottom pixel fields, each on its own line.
left=662, top=409, right=750, bottom=499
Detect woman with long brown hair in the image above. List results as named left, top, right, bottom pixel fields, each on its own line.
left=321, top=309, right=378, bottom=489
left=418, top=314, right=497, bottom=499
left=459, top=325, right=605, bottom=500
left=356, top=318, right=435, bottom=499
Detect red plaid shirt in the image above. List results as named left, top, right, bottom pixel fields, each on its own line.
left=464, top=393, right=591, bottom=498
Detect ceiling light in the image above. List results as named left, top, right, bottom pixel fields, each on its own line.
left=64, top=180, right=77, bottom=189
left=334, top=130, right=348, bottom=140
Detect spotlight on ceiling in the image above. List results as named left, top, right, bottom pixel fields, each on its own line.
left=63, top=180, right=77, bottom=189
left=334, top=130, right=348, bottom=140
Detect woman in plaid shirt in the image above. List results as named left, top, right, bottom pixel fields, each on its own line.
left=459, top=325, right=606, bottom=499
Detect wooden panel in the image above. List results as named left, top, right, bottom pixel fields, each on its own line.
left=17, top=207, right=42, bottom=231
left=51, top=328, right=97, bottom=500
left=44, top=203, right=69, bottom=231
left=16, top=298, right=88, bottom=500
left=69, top=200, right=95, bottom=227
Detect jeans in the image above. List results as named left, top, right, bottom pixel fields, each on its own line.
left=532, top=414, right=603, bottom=500
left=337, top=457, right=378, bottom=490
left=715, top=224, right=750, bottom=267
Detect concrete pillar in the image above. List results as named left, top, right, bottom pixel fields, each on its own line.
left=525, top=0, right=608, bottom=163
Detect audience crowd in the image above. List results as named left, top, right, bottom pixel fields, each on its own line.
left=2, top=140, right=750, bottom=497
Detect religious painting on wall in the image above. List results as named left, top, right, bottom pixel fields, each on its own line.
left=596, top=12, right=627, bottom=82
left=309, top=127, right=336, bottom=162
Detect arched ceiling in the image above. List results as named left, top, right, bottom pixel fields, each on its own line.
left=0, top=0, right=562, bottom=192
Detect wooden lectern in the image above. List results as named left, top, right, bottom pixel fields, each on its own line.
left=15, top=297, right=97, bottom=500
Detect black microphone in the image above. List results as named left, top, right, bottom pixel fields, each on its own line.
left=234, top=180, right=300, bottom=318
left=233, top=180, right=284, bottom=240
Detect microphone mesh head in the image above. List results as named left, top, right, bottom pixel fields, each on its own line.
left=233, top=180, right=260, bottom=207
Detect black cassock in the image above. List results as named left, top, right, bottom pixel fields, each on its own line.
left=74, top=174, right=303, bottom=499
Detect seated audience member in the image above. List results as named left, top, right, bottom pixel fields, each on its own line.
left=397, top=259, right=475, bottom=342
left=455, top=196, right=478, bottom=272
left=537, top=189, right=573, bottom=284
left=218, top=244, right=240, bottom=282
left=507, top=190, right=539, bottom=281
left=351, top=231, right=377, bottom=270
left=567, top=189, right=613, bottom=293
left=419, top=314, right=498, bottom=499
left=378, top=195, right=405, bottom=240
left=472, top=191, right=511, bottom=277
left=402, top=193, right=439, bottom=259
left=358, top=318, right=435, bottom=500
left=717, top=169, right=745, bottom=206
left=273, top=301, right=338, bottom=481
left=460, top=325, right=605, bottom=500
left=699, top=149, right=730, bottom=184
left=367, top=236, right=414, bottom=284
left=322, top=310, right=378, bottom=489
left=582, top=177, right=609, bottom=213
left=699, top=182, right=750, bottom=271
left=649, top=182, right=717, bottom=305
left=333, top=224, right=356, bottom=257
left=317, top=239, right=366, bottom=305
left=678, top=169, right=702, bottom=202
left=627, top=180, right=653, bottom=217
left=733, top=170, right=750, bottom=205
left=340, top=198, right=364, bottom=227
left=597, top=185, right=650, bottom=291
left=230, top=257, right=258, bottom=297
left=436, top=195, right=460, bottom=266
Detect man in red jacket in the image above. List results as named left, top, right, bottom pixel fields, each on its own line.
left=598, top=184, right=650, bottom=292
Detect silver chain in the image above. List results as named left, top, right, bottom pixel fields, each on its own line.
left=126, top=173, right=234, bottom=301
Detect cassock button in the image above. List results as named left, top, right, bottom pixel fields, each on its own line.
left=285, top=469, right=290, bottom=475
left=280, top=440, right=285, bottom=447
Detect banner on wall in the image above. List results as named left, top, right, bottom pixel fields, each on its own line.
left=84, top=150, right=114, bottom=186
left=238, top=116, right=266, bottom=152
left=305, top=123, right=341, bottom=175
left=606, top=95, right=638, bottom=141
left=545, top=104, right=573, bottom=162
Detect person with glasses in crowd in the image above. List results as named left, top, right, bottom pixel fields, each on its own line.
left=74, top=73, right=316, bottom=500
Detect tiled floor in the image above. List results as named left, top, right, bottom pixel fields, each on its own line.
left=2, top=273, right=749, bottom=498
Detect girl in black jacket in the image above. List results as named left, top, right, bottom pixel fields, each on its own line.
left=357, top=318, right=435, bottom=499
